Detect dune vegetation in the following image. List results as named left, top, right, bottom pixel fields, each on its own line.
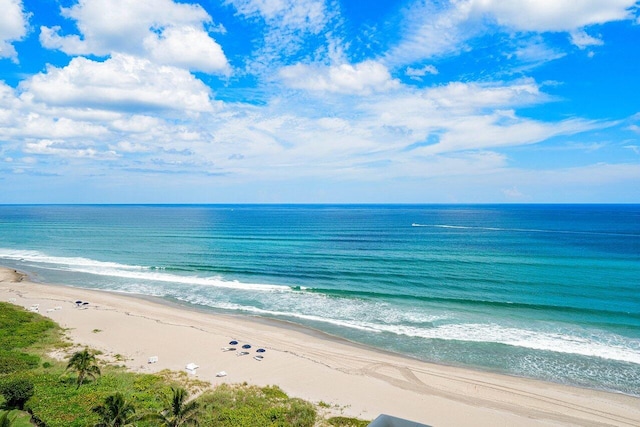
left=0, top=302, right=367, bottom=427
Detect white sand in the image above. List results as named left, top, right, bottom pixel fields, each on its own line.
left=1, top=267, right=639, bottom=426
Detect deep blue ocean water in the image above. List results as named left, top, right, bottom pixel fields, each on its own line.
left=1, top=204, right=638, bottom=395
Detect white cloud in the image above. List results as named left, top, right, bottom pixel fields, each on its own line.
left=227, top=0, right=328, bottom=32
left=469, top=0, right=637, bottom=32
left=19, top=115, right=108, bottom=139
left=109, top=115, right=162, bottom=133
left=569, top=30, right=604, bottom=49
left=143, top=26, right=230, bottom=74
left=423, top=80, right=544, bottom=111
left=364, top=80, right=546, bottom=127
left=24, top=139, right=118, bottom=159
left=385, top=1, right=473, bottom=66
left=419, top=112, right=603, bottom=155
left=406, top=65, right=439, bottom=80
left=226, top=0, right=341, bottom=73
left=0, top=0, right=28, bottom=62
left=279, top=60, right=400, bottom=94
left=109, top=140, right=153, bottom=153
left=40, top=0, right=229, bottom=74
left=502, top=186, right=526, bottom=199
left=20, top=54, right=214, bottom=113
left=624, top=145, right=640, bottom=155
left=387, top=0, right=636, bottom=66
left=511, top=37, right=566, bottom=65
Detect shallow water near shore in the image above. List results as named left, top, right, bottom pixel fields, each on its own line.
left=1, top=204, right=638, bottom=395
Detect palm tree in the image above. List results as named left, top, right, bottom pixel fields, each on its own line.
left=66, top=348, right=101, bottom=388
left=153, top=387, right=200, bottom=426
left=92, top=392, right=137, bottom=427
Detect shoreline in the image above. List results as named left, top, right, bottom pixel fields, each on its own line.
left=1, top=267, right=639, bottom=426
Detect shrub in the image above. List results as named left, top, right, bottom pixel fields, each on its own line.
left=199, top=384, right=317, bottom=427
left=0, top=378, right=35, bottom=410
left=327, top=416, right=370, bottom=427
left=0, top=351, right=40, bottom=374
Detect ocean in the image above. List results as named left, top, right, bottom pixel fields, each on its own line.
left=0, top=204, right=638, bottom=395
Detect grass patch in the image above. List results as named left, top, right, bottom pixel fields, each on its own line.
left=199, top=383, right=317, bottom=427
left=23, top=368, right=172, bottom=427
left=327, top=416, right=371, bottom=427
left=0, top=409, right=32, bottom=427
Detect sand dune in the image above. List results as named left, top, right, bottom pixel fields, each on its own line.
left=1, top=267, right=639, bottom=426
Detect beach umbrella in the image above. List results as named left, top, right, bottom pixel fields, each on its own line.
left=242, top=344, right=251, bottom=349
left=229, top=340, right=238, bottom=345
left=75, top=300, right=82, bottom=305
left=256, top=348, right=266, bottom=353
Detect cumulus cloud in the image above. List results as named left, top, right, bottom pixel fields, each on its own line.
left=40, top=0, right=229, bottom=74
left=20, top=54, right=215, bottom=113
left=24, top=139, right=118, bottom=159
left=279, top=60, right=400, bottom=95
left=0, top=0, right=29, bottom=62
left=143, top=26, right=229, bottom=74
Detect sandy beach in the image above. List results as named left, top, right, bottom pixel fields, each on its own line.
left=1, top=267, right=639, bottom=426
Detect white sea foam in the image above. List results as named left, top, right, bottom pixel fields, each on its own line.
left=174, top=291, right=640, bottom=365
left=3, top=247, right=638, bottom=365
left=0, top=248, right=146, bottom=270
left=371, top=321, right=640, bottom=365
left=0, top=248, right=290, bottom=292
left=412, top=224, right=638, bottom=237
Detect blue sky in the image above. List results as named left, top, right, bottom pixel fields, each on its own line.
left=0, top=0, right=639, bottom=203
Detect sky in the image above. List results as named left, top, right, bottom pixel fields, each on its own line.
left=0, top=0, right=639, bottom=203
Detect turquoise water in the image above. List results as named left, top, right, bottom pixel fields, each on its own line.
left=1, top=204, right=639, bottom=395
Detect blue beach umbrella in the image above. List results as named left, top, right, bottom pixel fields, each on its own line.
left=256, top=348, right=266, bottom=353
left=242, top=344, right=251, bottom=349
left=229, top=340, right=238, bottom=345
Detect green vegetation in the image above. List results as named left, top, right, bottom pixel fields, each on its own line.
left=0, top=410, right=32, bottom=427
left=66, top=348, right=101, bottom=388
left=150, top=387, right=200, bottom=426
left=326, top=416, right=370, bottom=427
left=92, top=392, right=137, bottom=427
left=0, top=378, right=34, bottom=410
left=0, top=301, right=370, bottom=426
left=198, top=383, right=316, bottom=426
